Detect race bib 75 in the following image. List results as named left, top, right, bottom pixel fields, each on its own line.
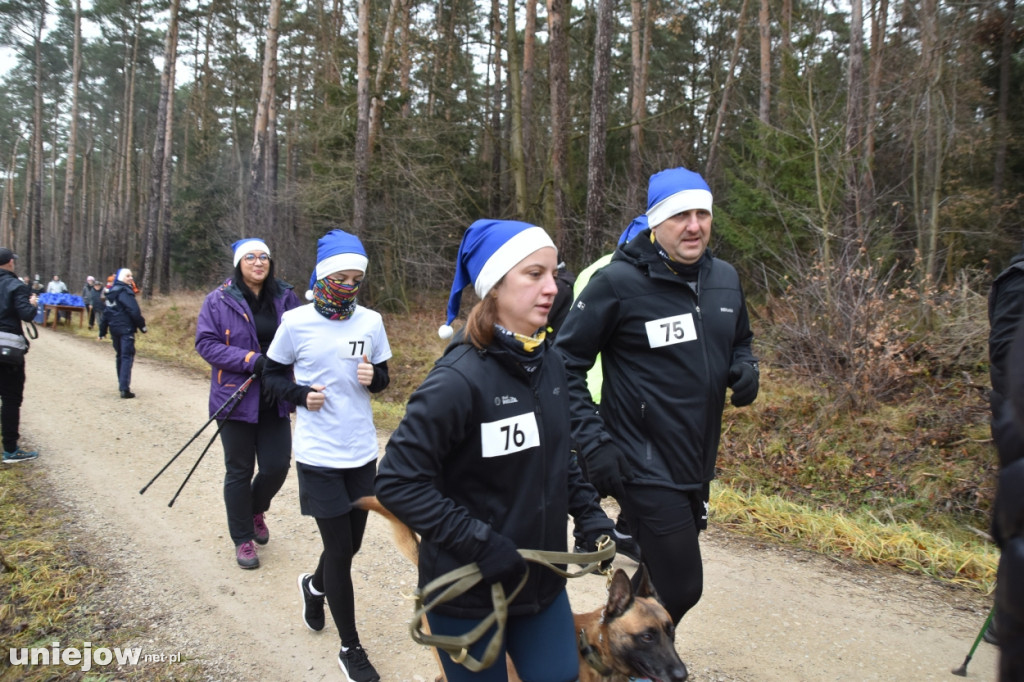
left=644, top=313, right=698, bottom=348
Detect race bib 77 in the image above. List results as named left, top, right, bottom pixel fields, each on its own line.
left=644, top=313, right=698, bottom=349
left=480, top=412, right=540, bottom=458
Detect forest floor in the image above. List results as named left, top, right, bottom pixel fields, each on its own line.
left=6, top=328, right=1002, bottom=681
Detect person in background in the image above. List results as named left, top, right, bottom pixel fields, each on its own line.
left=376, top=219, right=613, bottom=682
left=262, top=229, right=391, bottom=682
left=986, top=241, right=1024, bottom=651
left=98, top=268, right=146, bottom=399
left=30, top=275, right=43, bottom=296
left=82, top=276, right=103, bottom=330
left=0, top=248, right=40, bottom=463
left=195, top=238, right=302, bottom=570
left=555, top=166, right=758, bottom=626
left=45, top=274, right=68, bottom=294
left=990, top=309, right=1024, bottom=681
left=568, top=214, right=648, bottom=565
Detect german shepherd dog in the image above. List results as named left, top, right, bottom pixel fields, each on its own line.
left=354, top=497, right=687, bottom=682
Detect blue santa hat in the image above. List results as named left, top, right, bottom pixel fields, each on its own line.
left=439, top=219, right=556, bottom=339
left=306, top=229, right=369, bottom=301
left=232, top=238, right=271, bottom=266
left=645, top=167, right=713, bottom=228
left=619, top=215, right=648, bottom=246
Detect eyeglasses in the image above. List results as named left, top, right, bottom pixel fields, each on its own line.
left=242, top=253, right=270, bottom=263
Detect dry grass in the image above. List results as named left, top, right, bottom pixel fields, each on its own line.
left=0, top=467, right=205, bottom=681
left=711, top=483, right=998, bottom=593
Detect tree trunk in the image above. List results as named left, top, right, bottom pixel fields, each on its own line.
left=369, top=0, right=402, bottom=155
left=706, top=0, right=749, bottom=179
left=758, top=0, right=770, bottom=126
left=864, top=0, right=887, bottom=221
left=486, top=0, right=503, bottom=216
left=159, top=21, right=179, bottom=295
left=399, top=0, right=413, bottom=118
left=353, top=0, right=370, bottom=236
left=60, top=0, right=81, bottom=280
left=627, top=0, right=648, bottom=211
left=522, top=0, right=537, bottom=208
left=248, top=0, right=281, bottom=238
left=993, top=0, right=1014, bottom=202
left=507, top=0, right=527, bottom=217
left=546, top=0, right=570, bottom=253
left=585, top=0, right=614, bottom=262
left=842, top=0, right=865, bottom=239
left=140, top=0, right=179, bottom=298
left=29, top=4, right=45, bottom=278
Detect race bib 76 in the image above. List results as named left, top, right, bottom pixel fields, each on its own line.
left=480, top=412, right=540, bottom=458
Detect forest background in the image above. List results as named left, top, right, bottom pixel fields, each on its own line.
left=0, top=0, right=1019, bottom=590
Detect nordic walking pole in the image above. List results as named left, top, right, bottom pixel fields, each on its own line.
left=139, top=374, right=256, bottom=495
left=166, top=376, right=255, bottom=507
left=952, top=607, right=995, bottom=676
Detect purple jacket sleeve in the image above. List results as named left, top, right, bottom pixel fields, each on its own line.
left=194, top=290, right=262, bottom=375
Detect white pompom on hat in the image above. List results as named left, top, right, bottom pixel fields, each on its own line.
left=645, top=167, right=713, bottom=229
left=232, top=238, right=271, bottom=266
left=439, top=219, right=556, bottom=339
left=305, top=229, right=369, bottom=301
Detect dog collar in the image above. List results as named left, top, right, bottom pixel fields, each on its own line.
left=577, top=627, right=614, bottom=677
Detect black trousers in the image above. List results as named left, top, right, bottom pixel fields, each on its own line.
left=0, top=362, right=26, bottom=453
left=625, top=483, right=708, bottom=625
left=110, top=332, right=135, bottom=392
left=218, top=415, right=291, bottom=545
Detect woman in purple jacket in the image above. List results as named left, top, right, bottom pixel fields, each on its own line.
left=195, top=238, right=302, bottom=569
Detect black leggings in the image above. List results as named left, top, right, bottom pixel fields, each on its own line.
left=311, top=510, right=369, bottom=646
left=628, top=485, right=706, bottom=625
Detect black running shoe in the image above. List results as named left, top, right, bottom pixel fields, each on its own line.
left=338, top=645, right=380, bottom=682
left=297, top=573, right=325, bottom=632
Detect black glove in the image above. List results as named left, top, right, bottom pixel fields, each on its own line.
left=582, top=443, right=631, bottom=499
left=728, top=362, right=759, bottom=407
left=254, top=355, right=268, bottom=377
left=476, top=532, right=527, bottom=593
left=582, top=527, right=616, bottom=571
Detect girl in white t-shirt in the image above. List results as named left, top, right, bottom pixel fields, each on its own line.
left=262, top=229, right=391, bottom=682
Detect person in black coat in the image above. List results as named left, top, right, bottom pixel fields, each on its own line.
left=99, top=268, right=146, bottom=399
left=376, top=219, right=613, bottom=682
left=555, top=167, right=758, bottom=625
left=0, top=247, right=40, bottom=462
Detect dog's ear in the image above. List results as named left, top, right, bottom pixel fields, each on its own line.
left=605, top=568, right=635, bottom=619
left=630, top=564, right=664, bottom=603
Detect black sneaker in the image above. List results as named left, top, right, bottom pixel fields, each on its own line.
left=338, top=645, right=380, bottom=682
left=297, top=573, right=325, bottom=632
left=120, top=390, right=135, bottom=399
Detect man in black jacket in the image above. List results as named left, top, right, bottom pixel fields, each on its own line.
left=555, top=166, right=758, bottom=625
left=987, top=242, right=1024, bottom=666
left=99, top=268, right=146, bottom=399
left=0, top=248, right=40, bottom=463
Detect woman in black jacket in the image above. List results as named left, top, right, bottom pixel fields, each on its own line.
left=376, top=219, right=613, bottom=682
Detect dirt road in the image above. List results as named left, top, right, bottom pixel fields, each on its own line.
left=14, top=328, right=1000, bottom=681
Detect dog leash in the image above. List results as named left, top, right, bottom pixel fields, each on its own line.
left=409, top=536, right=616, bottom=672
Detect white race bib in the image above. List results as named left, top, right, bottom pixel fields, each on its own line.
left=645, top=313, right=698, bottom=349
left=480, top=412, right=540, bottom=458
left=337, top=336, right=371, bottom=360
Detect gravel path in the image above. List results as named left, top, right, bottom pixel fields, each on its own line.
left=15, top=328, right=1000, bottom=681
